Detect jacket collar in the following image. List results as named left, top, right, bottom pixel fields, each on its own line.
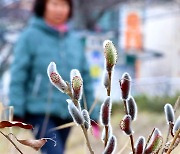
left=29, top=16, right=72, bottom=36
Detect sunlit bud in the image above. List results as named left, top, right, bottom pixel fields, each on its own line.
left=47, top=62, right=68, bottom=93
left=119, top=72, right=131, bottom=100
left=127, top=96, right=137, bottom=121
left=103, top=135, right=117, bottom=154
left=103, top=40, right=118, bottom=72
left=100, top=97, right=111, bottom=126
left=70, top=69, right=83, bottom=101
left=120, top=115, right=132, bottom=135
left=82, top=109, right=90, bottom=130
left=144, top=128, right=163, bottom=154
left=135, top=136, right=145, bottom=154
left=173, top=116, right=180, bottom=136
left=164, top=103, right=175, bottom=124
left=67, top=99, right=84, bottom=125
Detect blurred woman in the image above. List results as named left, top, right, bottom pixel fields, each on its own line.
left=9, top=0, right=99, bottom=153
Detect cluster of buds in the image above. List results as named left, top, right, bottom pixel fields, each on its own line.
left=99, top=40, right=118, bottom=154
left=47, top=39, right=180, bottom=154
left=47, top=62, right=90, bottom=128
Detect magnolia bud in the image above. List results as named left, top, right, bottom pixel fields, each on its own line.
left=164, top=103, right=175, bottom=124
left=103, top=135, right=117, bottom=154
left=70, top=69, right=83, bottom=101
left=103, top=40, right=118, bottom=72
left=82, top=109, right=90, bottom=130
left=119, top=72, right=131, bottom=100
left=47, top=62, right=68, bottom=93
left=100, top=97, right=111, bottom=126
left=67, top=99, right=84, bottom=125
left=127, top=96, right=137, bottom=121
left=145, top=128, right=163, bottom=154
left=135, top=136, right=145, bottom=154
left=173, top=116, right=180, bottom=136
left=120, top=115, right=132, bottom=135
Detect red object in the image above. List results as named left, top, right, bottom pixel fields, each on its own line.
left=91, top=121, right=100, bottom=138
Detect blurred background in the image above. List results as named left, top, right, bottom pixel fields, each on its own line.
left=0, top=0, right=180, bottom=153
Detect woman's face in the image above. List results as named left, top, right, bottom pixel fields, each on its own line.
left=44, top=0, right=70, bottom=25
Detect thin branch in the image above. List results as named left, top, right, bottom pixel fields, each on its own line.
left=89, top=97, right=99, bottom=116
left=107, top=72, right=112, bottom=97
left=40, top=84, right=52, bottom=138
left=83, top=89, right=88, bottom=110
left=123, top=100, right=128, bottom=115
left=0, top=131, right=23, bottom=154
left=162, top=96, right=180, bottom=153
left=81, top=125, right=94, bottom=154
left=174, top=96, right=180, bottom=114
left=166, top=129, right=180, bottom=154
left=145, top=128, right=155, bottom=149
left=162, top=124, right=171, bottom=154
left=49, top=122, right=75, bottom=132
left=130, top=134, right=135, bottom=154
left=104, top=125, right=109, bottom=147
left=104, top=71, right=112, bottom=148
left=117, top=139, right=129, bottom=154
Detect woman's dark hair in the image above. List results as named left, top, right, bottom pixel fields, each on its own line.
left=33, top=0, right=73, bottom=19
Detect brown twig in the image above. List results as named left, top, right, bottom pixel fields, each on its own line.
left=49, top=122, right=75, bottom=132
left=117, top=139, right=129, bottom=154
left=104, top=125, right=109, bottom=147
left=104, top=71, right=112, bottom=148
left=162, top=125, right=171, bottom=154
left=81, top=125, right=94, bottom=154
left=130, top=134, right=135, bottom=154
left=89, top=97, right=99, bottom=116
left=123, top=100, right=128, bottom=115
left=107, top=72, right=112, bottom=97
left=174, top=96, right=180, bottom=114
left=162, top=97, right=180, bottom=153
left=166, top=129, right=180, bottom=154
left=66, top=82, right=94, bottom=154
left=145, top=128, right=155, bottom=149
left=0, top=131, right=23, bottom=154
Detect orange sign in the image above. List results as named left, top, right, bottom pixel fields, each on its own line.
left=125, top=12, right=142, bottom=51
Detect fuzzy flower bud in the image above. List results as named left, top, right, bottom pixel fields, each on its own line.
left=144, top=128, right=163, bottom=154
left=70, top=69, right=83, bottom=101
left=67, top=99, right=84, bottom=125
left=127, top=96, right=137, bottom=121
left=103, top=40, right=118, bottom=72
left=173, top=116, right=180, bottom=136
left=103, top=135, right=117, bottom=154
left=119, top=72, right=131, bottom=100
left=47, top=62, right=68, bottom=93
left=120, top=115, right=132, bottom=135
left=103, top=71, right=109, bottom=89
left=164, top=103, right=175, bottom=124
left=100, top=97, right=111, bottom=126
left=135, top=136, right=145, bottom=154
left=82, top=109, right=90, bottom=130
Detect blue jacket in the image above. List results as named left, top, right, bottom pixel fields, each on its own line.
left=9, top=16, right=99, bottom=120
